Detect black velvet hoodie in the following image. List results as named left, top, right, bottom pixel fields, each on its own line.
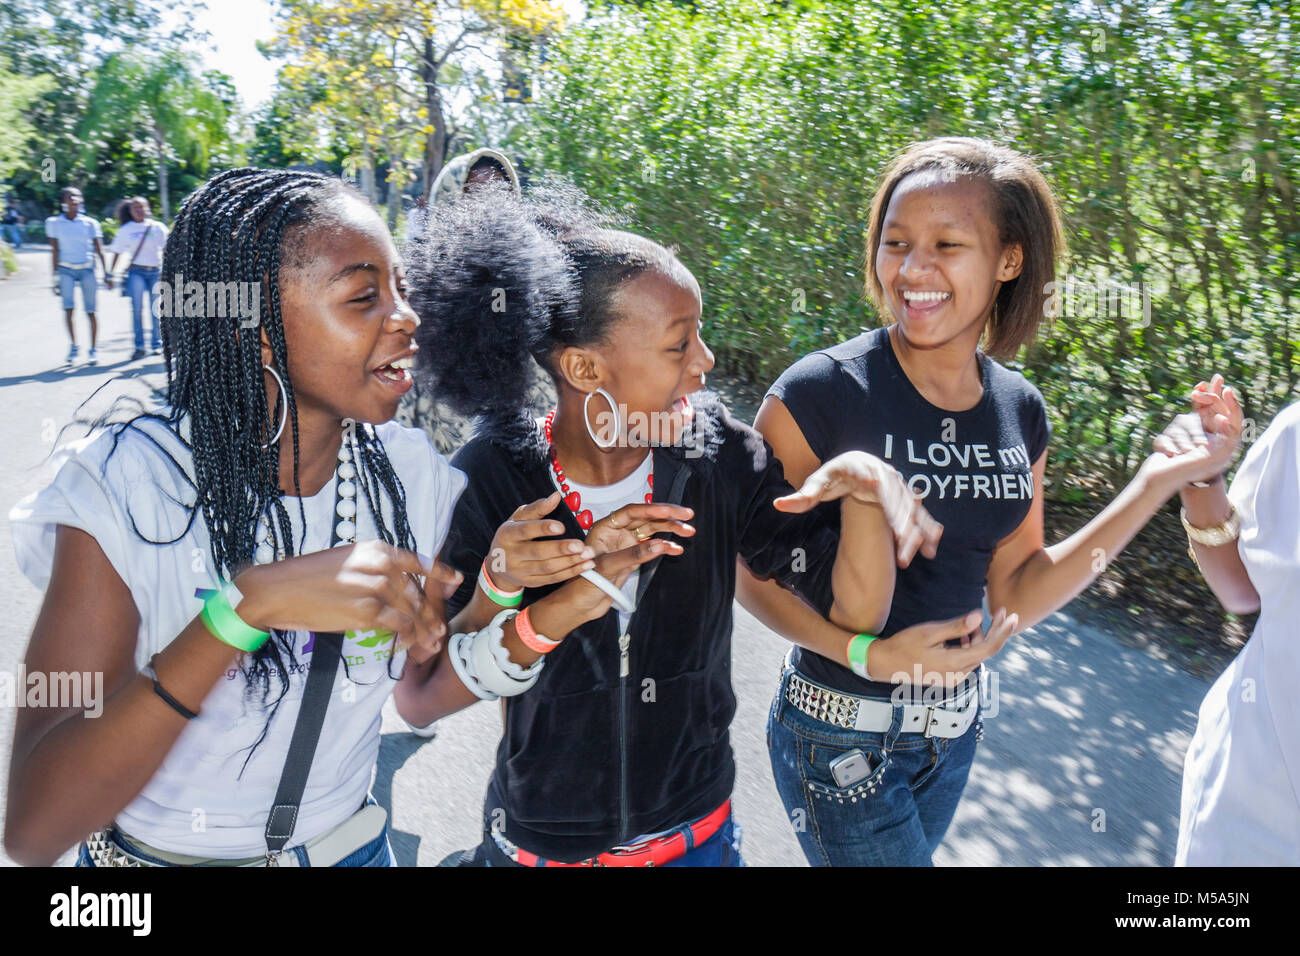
left=441, top=392, right=840, bottom=862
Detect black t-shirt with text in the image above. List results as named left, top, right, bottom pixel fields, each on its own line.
left=766, top=325, right=1051, bottom=698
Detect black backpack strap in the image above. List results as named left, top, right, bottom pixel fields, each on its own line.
left=264, top=630, right=344, bottom=857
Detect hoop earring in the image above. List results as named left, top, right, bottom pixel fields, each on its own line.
left=583, top=387, right=621, bottom=449
left=261, top=363, right=288, bottom=449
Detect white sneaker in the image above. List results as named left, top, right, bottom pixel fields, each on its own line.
left=66, top=343, right=78, bottom=363
left=87, top=347, right=98, bottom=366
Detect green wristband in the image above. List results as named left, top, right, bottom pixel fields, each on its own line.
left=847, top=633, right=876, bottom=679
left=200, top=583, right=271, bottom=652
left=478, top=566, right=523, bottom=608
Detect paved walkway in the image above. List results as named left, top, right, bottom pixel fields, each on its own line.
left=0, top=246, right=1213, bottom=865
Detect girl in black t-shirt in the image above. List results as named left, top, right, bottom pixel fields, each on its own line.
left=739, top=137, right=1242, bottom=866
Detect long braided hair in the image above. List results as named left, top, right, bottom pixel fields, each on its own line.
left=96, top=167, right=417, bottom=755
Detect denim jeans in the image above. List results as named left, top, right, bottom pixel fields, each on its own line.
left=479, top=815, right=745, bottom=867
left=127, top=265, right=161, bottom=350
left=57, top=265, right=96, bottom=312
left=767, top=661, right=981, bottom=866
left=75, top=800, right=394, bottom=868
left=4, top=224, right=21, bottom=247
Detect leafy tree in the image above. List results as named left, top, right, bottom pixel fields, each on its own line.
left=512, top=0, right=1299, bottom=497
left=0, top=0, right=204, bottom=213
left=0, top=56, right=54, bottom=181
left=266, top=0, right=567, bottom=205
left=79, top=49, right=238, bottom=220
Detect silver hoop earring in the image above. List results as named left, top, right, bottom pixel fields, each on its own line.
left=583, top=387, right=621, bottom=449
left=261, top=363, right=288, bottom=449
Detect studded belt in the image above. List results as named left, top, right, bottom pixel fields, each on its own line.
left=784, top=668, right=979, bottom=739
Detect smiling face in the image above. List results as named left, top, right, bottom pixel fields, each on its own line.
left=875, top=169, right=1023, bottom=353
left=269, top=194, right=420, bottom=428
left=130, top=200, right=148, bottom=222
left=565, top=267, right=715, bottom=447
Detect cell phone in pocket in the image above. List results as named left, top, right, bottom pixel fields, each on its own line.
left=828, top=748, right=874, bottom=788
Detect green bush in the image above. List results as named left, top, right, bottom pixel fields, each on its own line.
left=514, top=0, right=1299, bottom=497
left=0, top=242, right=16, bottom=276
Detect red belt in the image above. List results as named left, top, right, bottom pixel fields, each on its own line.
left=508, top=799, right=732, bottom=867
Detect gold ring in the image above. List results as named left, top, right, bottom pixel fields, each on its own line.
left=634, top=525, right=650, bottom=541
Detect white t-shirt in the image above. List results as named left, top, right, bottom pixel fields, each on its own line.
left=9, top=411, right=467, bottom=856
left=45, top=213, right=102, bottom=266
left=561, top=452, right=654, bottom=635
left=109, top=219, right=169, bottom=268
left=1176, top=401, right=1300, bottom=864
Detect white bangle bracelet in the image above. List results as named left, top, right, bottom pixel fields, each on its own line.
left=448, top=631, right=498, bottom=701
left=580, top=568, right=636, bottom=614
left=448, top=609, right=544, bottom=701
left=471, top=625, right=542, bottom=697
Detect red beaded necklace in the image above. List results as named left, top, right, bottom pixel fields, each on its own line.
left=543, top=407, right=653, bottom=530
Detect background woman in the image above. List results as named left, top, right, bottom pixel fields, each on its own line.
left=109, top=196, right=168, bottom=360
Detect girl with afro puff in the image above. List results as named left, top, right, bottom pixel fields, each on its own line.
left=399, top=184, right=1012, bottom=866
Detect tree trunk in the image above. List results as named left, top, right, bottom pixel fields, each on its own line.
left=385, top=151, right=401, bottom=233
left=154, top=126, right=170, bottom=221
left=360, top=143, right=377, bottom=204
left=422, top=32, right=447, bottom=198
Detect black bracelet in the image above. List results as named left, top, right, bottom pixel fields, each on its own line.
left=145, top=654, right=198, bottom=720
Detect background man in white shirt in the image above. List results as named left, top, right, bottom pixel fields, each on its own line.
left=45, top=187, right=112, bottom=366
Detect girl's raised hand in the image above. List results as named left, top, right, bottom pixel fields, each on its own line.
left=485, top=492, right=596, bottom=591
left=1149, top=374, right=1245, bottom=490
left=401, top=560, right=464, bottom=663
left=551, top=533, right=688, bottom=624
left=232, top=540, right=446, bottom=652
left=774, top=450, right=943, bottom=566
left=585, top=502, right=696, bottom=556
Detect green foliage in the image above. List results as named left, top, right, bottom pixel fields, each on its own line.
left=0, top=57, right=55, bottom=181
left=0, top=0, right=214, bottom=218
left=80, top=49, right=240, bottom=219
left=0, top=241, right=17, bottom=277
left=513, top=0, right=1300, bottom=496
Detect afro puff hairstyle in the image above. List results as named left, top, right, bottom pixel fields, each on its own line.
left=406, top=181, right=698, bottom=427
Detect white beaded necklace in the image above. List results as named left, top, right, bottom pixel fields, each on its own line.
left=253, top=423, right=361, bottom=564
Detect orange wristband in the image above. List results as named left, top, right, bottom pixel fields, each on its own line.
left=515, top=606, right=560, bottom=655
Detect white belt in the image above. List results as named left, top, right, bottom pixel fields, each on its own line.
left=784, top=662, right=979, bottom=740
left=57, top=261, right=93, bottom=269
left=85, top=803, right=388, bottom=867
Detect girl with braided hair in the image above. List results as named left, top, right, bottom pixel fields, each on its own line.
left=6, top=167, right=468, bottom=867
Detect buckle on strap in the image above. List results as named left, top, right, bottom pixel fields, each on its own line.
left=921, top=705, right=936, bottom=739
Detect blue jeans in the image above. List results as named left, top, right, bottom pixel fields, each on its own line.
left=767, top=661, right=981, bottom=866
left=480, top=815, right=745, bottom=867
left=58, top=265, right=96, bottom=312
left=3, top=224, right=21, bottom=247
left=75, top=803, right=394, bottom=868
left=127, top=265, right=161, bottom=350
